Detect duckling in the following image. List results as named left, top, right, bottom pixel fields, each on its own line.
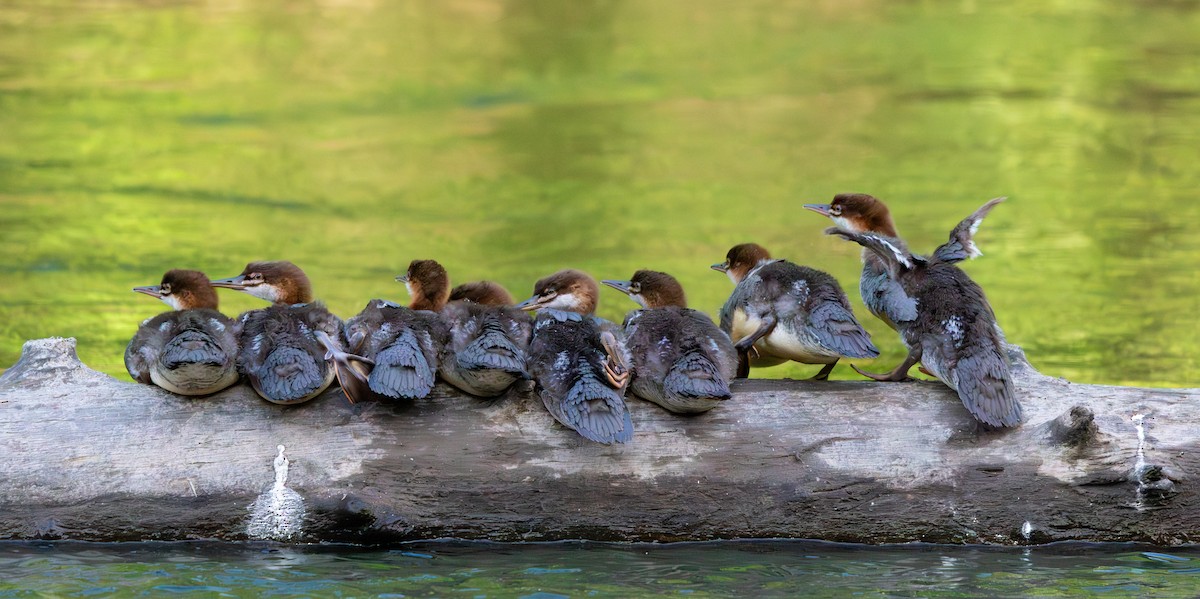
left=712, top=243, right=879, bottom=379
left=602, top=270, right=737, bottom=414
left=327, top=259, right=450, bottom=403
left=821, top=197, right=1023, bottom=428
left=210, top=261, right=342, bottom=405
left=125, top=269, right=240, bottom=396
left=802, top=194, right=917, bottom=331
left=517, top=269, right=633, bottom=444
left=438, top=277, right=533, bottom=397
left=449, top=280, right=516, bottom=306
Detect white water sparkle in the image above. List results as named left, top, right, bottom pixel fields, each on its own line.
left=246, top=444, right=307, bottom=541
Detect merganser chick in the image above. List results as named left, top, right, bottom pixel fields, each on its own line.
left=821, top=197, right=1023, bottom=428
left=210, top=261, right=342, bottom=405
left=517, top=269, right=633, bottom=444
left=449, top=281, right=516, bottom=306
left=802, top=194, right=917, bottom=331
left=326, top=259, right=450, bottom=403
left=125, top=269, right=240, bottom=396
left=601, top=270, right=737, bottom=414
left=712, top=243, right=879, bottom=379
left=437, top=276, right=533, bottom=397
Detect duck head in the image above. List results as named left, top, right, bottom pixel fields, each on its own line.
left=711, top=243, right=772, bottom=285
left=601, top=270, right=687, bottom=309
left=210, top=261, right=314, bottom=305
left=803, top=193, right=899, bottom=237
left=516, top=269, right=599, bottom=314
left=133, top=269, right=220, bottom=311
left=396, top=259, right=451, bottom=311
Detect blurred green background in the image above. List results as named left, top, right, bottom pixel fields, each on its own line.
left=1, top=0, right=1196, bottom=387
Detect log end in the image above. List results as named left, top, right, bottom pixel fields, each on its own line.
left=0, top=337, right=114, bottom=389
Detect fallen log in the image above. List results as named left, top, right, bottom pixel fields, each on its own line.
left=0, top=337, right=1196, bottom=545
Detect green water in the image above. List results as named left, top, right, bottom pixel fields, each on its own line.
left=1, top=1, right=1198, bottom=386
left=3, top=541, right=1200, bottom=598
left=2, top=2, right=1200, bottom=594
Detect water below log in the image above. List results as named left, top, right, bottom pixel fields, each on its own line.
left=1, top=337, right=1196, bottom=545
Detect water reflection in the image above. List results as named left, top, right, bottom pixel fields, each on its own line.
left=0, top=0, right=1197, bottom=385
left=501, top=0, right=622, bottom=76
left=488, top=0, right=635, bottom=275
left=3, top=541, right=1200, bottom=597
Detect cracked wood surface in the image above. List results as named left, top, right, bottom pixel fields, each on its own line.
left=1, top=337, right=1197, bottom=545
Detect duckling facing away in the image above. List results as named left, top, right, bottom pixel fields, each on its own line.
left=439, top=277, right=532, bottom=397
left=602, top=270, right=737, bottom=414
left=325, top=259, right=450, bottom=404
left=517, top=269, right=633, bottom=444
left=449, top=280, right=516, bottom=306
left=819, top=196, right=1023, bottom=428
left=712, top=243, right=879, bottom=379
left=211, top=261, right=342, bottom=405
left=125, top=269, right=240, bottom=396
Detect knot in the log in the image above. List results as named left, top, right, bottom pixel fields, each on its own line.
left=1047, top=405, right=1098, bottom=448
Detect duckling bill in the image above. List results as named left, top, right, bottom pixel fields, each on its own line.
left=211, top=261, right=342, bottom=405
left=125, top=269, right=240, bottom=396
left=712, top=243, right=879, bottom=379
left=602, top=270, right=737, bottom=414
left=518, top=269, right=633, bottom=444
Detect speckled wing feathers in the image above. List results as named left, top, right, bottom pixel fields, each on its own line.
left=861, top=269, right=919, bottom=327
left=252, top=345, right=327, bottom=402
left=540, top=372, right=634, bottom=444
left=933, top=197, right=1006, bottom=264
left=951, top=348, right=1023, bottom=428
left=236, top=302, right=340, bottom=404
left=663, top=351, right=731, bottom=401
left=343, top=301, right=447, bottom=401
left=626, top=307, right=737, bottom=413
left=806, top=301, right=881, bottom=359
left=125, top=309, right=240, bottom=395
left=368, top=328, right=436, bottom=399
left=439, top=302, right=531, bottom=396
left=528, top=310, right=633, bottom=444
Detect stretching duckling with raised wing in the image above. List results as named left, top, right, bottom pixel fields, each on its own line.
left=602, top=270, right=737, bottom=414
left=126, top=269, right=240, bottom=396
left=818, top=196, right=1023, bottom=428
left=712, top=243, right=879, bottom=379
left=518, top=269, right=633, bottom=444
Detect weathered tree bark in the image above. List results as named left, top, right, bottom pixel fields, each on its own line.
left=1, top=337, right=1195, bottom=545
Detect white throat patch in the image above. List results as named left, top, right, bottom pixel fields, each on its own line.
left=542, top=293, right=583, bottom=311
left=160, top=295, right=184, bottom=311
left=830, top=215, right=860, bottom=233
left=243, top=284, right=281, bottom=303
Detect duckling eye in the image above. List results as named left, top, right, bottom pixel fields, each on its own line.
left=630, top=283, right=641, bottom=294
left=161, top=284, right=172, bottom=295
left=830, top=205, right=842, bottom=216
left=542, top=288, right=557, bottom=297
left=249, top=273, right=264, bottom=282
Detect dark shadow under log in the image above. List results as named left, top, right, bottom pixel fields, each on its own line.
left=1, top=337, right=1198, bottom=545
